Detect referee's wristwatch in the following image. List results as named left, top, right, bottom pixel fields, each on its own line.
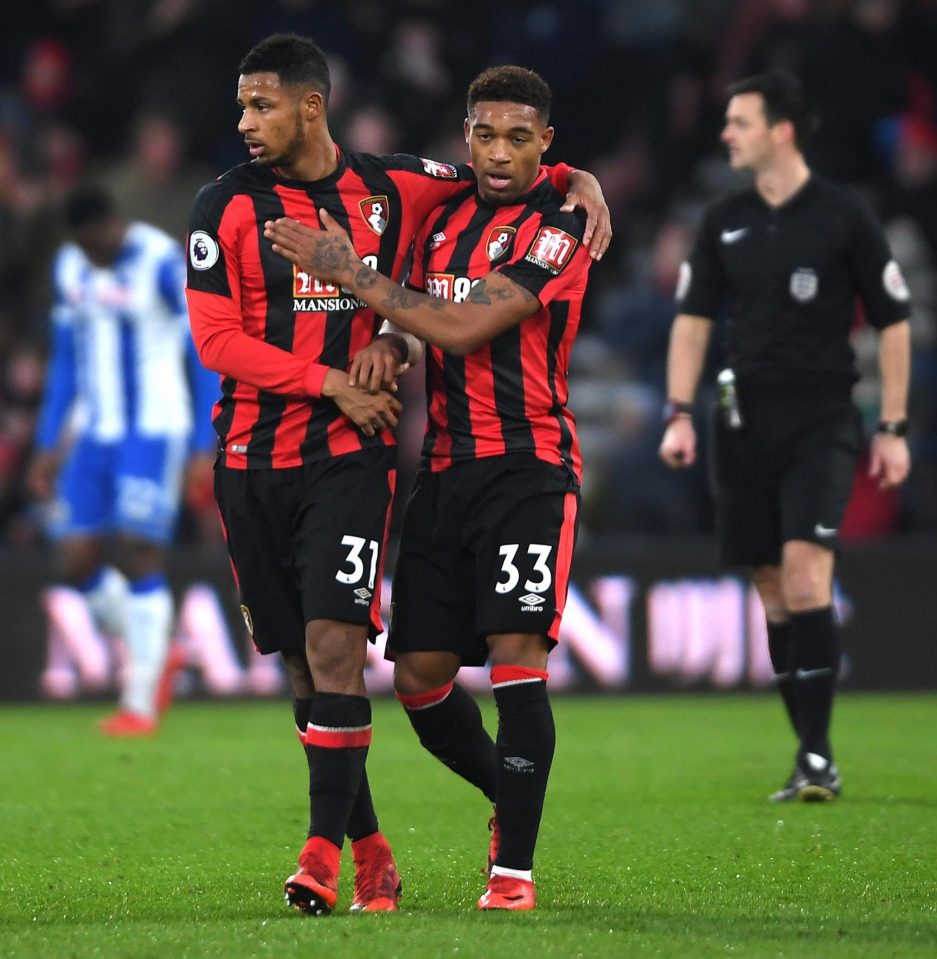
left=663, top=399, right=693, bottom=425
left=876, top=418, right=909, bottom=437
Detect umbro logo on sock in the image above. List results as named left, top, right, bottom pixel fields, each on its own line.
left=504, top=756, right=535, bottom=774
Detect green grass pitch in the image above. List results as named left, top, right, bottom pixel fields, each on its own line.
left=1, top=694, right=935, bottom=958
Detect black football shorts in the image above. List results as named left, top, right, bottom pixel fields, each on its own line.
left=386, top=455, right=580, bottom=666
left=214, top=447, right=396, bottom=654
left=711, top=396, right=862, bottom=567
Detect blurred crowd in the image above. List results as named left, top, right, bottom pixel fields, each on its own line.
left=2, top=0, right=937, bottom=548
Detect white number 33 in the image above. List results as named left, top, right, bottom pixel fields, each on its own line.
left=495, top=543, right=553, bottom=595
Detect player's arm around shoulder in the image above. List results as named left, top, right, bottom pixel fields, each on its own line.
left=264, top=211, right=541, bottom=356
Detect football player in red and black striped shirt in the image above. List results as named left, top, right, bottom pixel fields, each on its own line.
left=267, top=65, right=596, bottom=912
left=185, top=35, right=609, bottom=916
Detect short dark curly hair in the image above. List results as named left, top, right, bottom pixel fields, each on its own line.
left=239, top=33, right=331, bottom=105
left=467, top=65, right=552, bottom=124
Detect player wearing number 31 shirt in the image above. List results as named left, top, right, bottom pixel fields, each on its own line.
left=185, top=36, right=607, bottom=918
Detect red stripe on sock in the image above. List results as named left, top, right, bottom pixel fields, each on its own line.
left=396, top=682, right=454, bottom=711
left=304, top=724, right=372, bottom=748
left=490, top=665, right=549, bottom=687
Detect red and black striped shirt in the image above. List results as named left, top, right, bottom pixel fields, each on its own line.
left=185, top=150, right=573, bottom=469
left=409, top=171, right=592, bottom=481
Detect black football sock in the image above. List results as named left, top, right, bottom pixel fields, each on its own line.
left=346, top=768, right=380, bottom=842
left=304, top=692, right=371, bottom=848
left=788, top=606, right=840, bottom=761
left=490, top=666, right=555, bottom=872
left=397, top=681, right=497, bottom=802
left=292, top=695, right=380, bottom=841
left=766, top=620, right=799, bottom=738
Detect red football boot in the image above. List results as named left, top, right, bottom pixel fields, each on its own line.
left=350, top=832, right=402, bottom=912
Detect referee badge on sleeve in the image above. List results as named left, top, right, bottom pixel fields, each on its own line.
left=883, top=260, right=910, bottom=302
left=789, top=267, right=818, bottom=302
left=675, top=261, right=691, bottom=301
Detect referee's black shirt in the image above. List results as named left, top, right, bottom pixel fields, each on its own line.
left=677, top=174, right=911, bottom=393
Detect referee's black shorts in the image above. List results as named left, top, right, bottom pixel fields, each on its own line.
left=710, top=391, right=863, bottom=568
left=214, top=447, right=396, bottom=655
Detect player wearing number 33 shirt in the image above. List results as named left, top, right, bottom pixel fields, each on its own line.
left=263, top=64, right=595, bottom=910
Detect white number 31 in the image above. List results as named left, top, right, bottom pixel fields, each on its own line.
left=336, top=535, right=379, bottom=588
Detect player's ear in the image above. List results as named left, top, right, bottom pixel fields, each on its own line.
left=539, top=125, right=555, bottom=156
left=304, top=89, right=325, bottom=122
left=464, top=117, right=471, bottom=144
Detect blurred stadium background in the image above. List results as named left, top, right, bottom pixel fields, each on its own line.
left=2, top=0, right=937, bottom=700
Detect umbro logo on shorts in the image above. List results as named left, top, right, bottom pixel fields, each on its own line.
left=518, top=593, right=545, bottom=611
left=353, top=587, right=373, bottom=605
left=504, top=756, right=535, bottom=774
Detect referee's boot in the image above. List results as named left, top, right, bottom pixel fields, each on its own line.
left=349, top=831, right=402, bottom=912
left=769, top=751, right=842, bottom=803
left=284, top=836, right=339, bottom=915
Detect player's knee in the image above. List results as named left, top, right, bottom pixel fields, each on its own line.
left=58, top=537, right=105, bottom=586
left=393, top=652, right=459, bottom=696
left=280, top=650, right=314, bottom=697
left=487, top=633, right=549, bottom=670
left=305, top=619, right=368, bottom=692
left=751, top=568, right=784, bottom=618
left=781, top=573, right=830, bottom=611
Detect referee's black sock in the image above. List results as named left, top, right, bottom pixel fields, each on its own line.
left=303, top=692, right=372, bottom=848
left=788, top=606, right=840, bottom=761
left=766, top=620, right=799, bottom=738
left=397, top=681, right=497, bottom=802
left=292, top=696, right=380, bottom=841
left=491, top=666, right=555, bottom=873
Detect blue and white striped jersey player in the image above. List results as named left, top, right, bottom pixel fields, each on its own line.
left=27, top=185, right=218, bottom=736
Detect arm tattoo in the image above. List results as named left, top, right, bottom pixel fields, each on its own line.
left=469, top=278, right=536, bottom=305
left=468, top=281, right=492, bottom=306
left=354, top=266, right=380, bottom=289
left=383, top=286, right=419, bottom=310
left=380, top=285, right=447, bottom=313
left=309, top=236, right=356, bottom=276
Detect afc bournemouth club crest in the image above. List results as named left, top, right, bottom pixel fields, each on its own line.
left=360, top=195, right=388, bottom=236
left=789, top=267, right=818, bottom=303
left=486, top=225, right=516, bottom=262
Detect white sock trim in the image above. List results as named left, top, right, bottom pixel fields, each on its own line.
left=491, top=865, right=532, bottom=882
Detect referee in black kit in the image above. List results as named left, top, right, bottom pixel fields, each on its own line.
left=659, top=73, right=911, bottom=802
